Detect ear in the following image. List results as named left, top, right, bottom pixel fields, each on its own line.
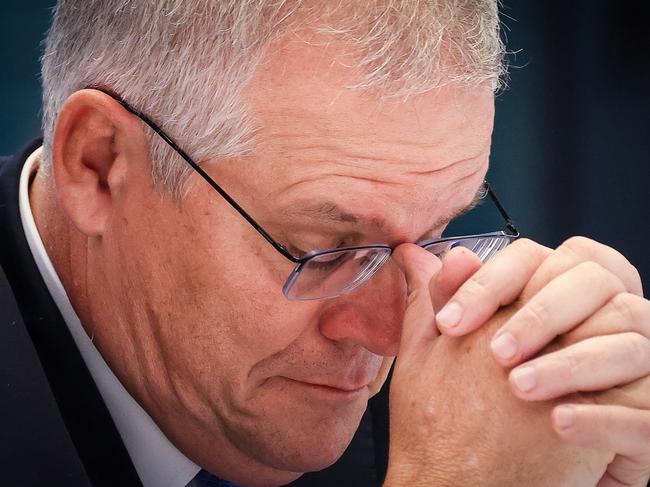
left=51, top=88, right=148, bottom=237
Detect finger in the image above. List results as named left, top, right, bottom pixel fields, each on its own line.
left=435, top=238, right=552, bottom=335
left=490, top=261, right=626, bottom=365
left=597, top=375, right=650, bottom=412
left=429, top=245, right=483, bottom=312
left=560, top=292, right=650, bottom=346
left=393, top=243, right=443, bottom=354
left=598, top=466, right=650, bottom=487
left=552, top=404, right=650, bottom=486
left=508, top=333, right=650, bottom=401
left=523, top=236, right=643, bottom=301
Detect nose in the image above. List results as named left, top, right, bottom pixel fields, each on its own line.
left=317, top=259, right=406, bottom=356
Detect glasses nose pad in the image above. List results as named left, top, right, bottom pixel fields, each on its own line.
left=343, top=250, right=392, bottom=293
left=352, top=251, right=409, bottom=306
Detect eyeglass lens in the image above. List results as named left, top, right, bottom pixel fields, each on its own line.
left=422, top=235, right=512, bottom=262
left=284, top=248, right=391, bottom=300
left=283, top=234, right=513, bottom=300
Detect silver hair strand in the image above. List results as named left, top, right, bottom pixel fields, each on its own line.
left=41, top=0, right=505, bottom=198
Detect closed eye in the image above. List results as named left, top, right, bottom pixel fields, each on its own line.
left=308, top=251, right=352, bottom=272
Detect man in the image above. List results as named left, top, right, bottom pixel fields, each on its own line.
left=1, top=1, right=649, bottom=486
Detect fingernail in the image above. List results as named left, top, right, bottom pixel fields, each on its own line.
left=511, top=366, right=537, bottom=392
left=554, top=406, right=575, bottom=429
left=490, top=332, right=518, bottom=360
left=436, top=302, right=462, bottom=329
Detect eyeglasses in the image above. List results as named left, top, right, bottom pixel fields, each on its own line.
left=95, top=88, right=520, bottom=300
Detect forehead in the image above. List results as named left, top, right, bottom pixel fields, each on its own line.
left=244, top=32, right=494, bottom=163
left=232, top=33, right=495, bottom=238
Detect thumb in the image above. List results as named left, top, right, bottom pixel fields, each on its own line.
left=430, top=246, right=483, bottom=313
left=393, top=243, right=443, bottom=355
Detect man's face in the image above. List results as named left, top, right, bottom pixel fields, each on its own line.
left=93, top=37, right=494, bottom=481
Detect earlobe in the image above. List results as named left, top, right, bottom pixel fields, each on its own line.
left=51, top=89, right=140, bottom=237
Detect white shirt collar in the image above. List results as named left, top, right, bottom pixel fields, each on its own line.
left=18, top=147, right=201, bottom=487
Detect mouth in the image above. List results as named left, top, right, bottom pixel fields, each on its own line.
left=281, top=377, right=369, bottom=401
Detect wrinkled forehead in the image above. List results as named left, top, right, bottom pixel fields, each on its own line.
left=243, top=33, right=494, bottom=171
left=233, top=34, right=495, bottom=239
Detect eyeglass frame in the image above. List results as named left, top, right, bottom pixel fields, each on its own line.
left=90, top=87, right=520, bottom=298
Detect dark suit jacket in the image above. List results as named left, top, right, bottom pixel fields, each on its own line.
left=0, top=140, right=389, bottom=487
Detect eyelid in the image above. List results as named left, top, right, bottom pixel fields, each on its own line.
left=288, top=239, right=345, bottom=257
left=297, top=229, right=379, bottom=255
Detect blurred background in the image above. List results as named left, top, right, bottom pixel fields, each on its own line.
left=2, top=1, right=649, bottom=291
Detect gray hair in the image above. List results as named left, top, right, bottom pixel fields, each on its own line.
left=41, top=0, right=505, bottom=198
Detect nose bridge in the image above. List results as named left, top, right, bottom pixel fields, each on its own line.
left=317, top=259, right=406, bottom=356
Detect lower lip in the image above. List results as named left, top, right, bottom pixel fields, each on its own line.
left=284, top=378, right=367, bottom=402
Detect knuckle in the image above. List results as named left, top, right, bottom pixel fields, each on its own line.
left=634, top=411, right=650, bottom=446
left=521, top=299, right=552, bottom=330
left=511, top=237, right=536, bottom=250
left=610, top=292, right=646, bottom=325
left=607, top=250, right=643, bottom=294
left=561, top=235, right=595, bottom=252
left=459, top=271, right=492, bottom=301
left=638, top=412, right=650, bottom=444
left=625, top=332, right=650, bottom=373
left=560, top=236, right=642, bottom=294
left=560, top=352, right=583, bottom=383
left=576, top=261, right=623, bottom=294
left=627, top=264, right=644, bottom=296
left=511, top=238, right=547, bottom=257
left=558, top=236, right=607, bottom=265
left=554, top=240, right=585, bottom=266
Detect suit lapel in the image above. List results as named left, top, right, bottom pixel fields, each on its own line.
left=0, top=140, right=142, bottom=487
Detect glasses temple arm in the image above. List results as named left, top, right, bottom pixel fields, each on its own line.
left=90, top=90, right=520, bottom=256
left=94, top=88, right=302, bottom=263
left=485, top=183, right=519, bottom=236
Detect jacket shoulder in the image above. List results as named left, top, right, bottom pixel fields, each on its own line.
left=0, top=265, right=93, bottom=486
left=0, top=138, right=141, bottom=486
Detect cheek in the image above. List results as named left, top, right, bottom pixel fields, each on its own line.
left=154, top=217, right=320, bottom=383
left=142, top=240, right=323, bottom=432
left=205, top=245, right=316, bottom=354
left=357, top=261, right=408, bottom=351
left=115, top=190, right=312, bottom=360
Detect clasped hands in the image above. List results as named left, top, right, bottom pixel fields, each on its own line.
left=387, top=236, right=649, bottom=487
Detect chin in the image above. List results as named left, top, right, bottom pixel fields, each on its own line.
left=290, top=424, right=357, bottom=472
left=226, top=400, right=366, bottom=473
left=268, top=429, right=356, bottom=473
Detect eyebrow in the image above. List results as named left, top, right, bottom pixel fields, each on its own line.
left=283, top=184, right=486, bottom=234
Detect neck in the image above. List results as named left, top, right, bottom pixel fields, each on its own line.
left=30, top=169, right=91, bottom=321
